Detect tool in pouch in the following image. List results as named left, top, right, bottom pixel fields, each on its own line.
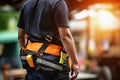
left=59, top=50, right=67, bottom=64
left=26, top=54, right=35, bottom=67
left=20, top=49, right=36, bottom=68
left=59, top=51, right=72, bottom=70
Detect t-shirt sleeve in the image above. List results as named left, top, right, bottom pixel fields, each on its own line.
left=17, top=6, right=25, bottom=29
left=54, top=0, right=69, bottom=28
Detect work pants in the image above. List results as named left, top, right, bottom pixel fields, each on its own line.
left=25, top=68, right=69, bottom=80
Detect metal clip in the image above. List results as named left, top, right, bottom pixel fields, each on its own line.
left=45, top=35, right=52, bottom=42
left=36, top=51, right=43, bottom=57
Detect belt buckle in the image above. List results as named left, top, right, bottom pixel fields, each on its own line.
left=45, top=35, right=52, bottom=42
left=36, top=51, right=43, bottom=57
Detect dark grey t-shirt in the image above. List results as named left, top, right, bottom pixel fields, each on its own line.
left=17, top=0, right=69, bottom=43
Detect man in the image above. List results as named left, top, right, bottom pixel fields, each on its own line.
left=18, top=0, right=79, bottom=80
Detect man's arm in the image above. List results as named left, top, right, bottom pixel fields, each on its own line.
left=58, top=27, right=79, bottom=79
left=18, top=27, right=25, bottom=48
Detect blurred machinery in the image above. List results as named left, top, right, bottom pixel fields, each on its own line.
left=69, top=2, right=120, bottom=80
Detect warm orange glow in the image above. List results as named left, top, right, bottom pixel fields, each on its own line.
left=73, top=3, right=120, bottom=31
left=74, top=9, right=88, bottom=19
left=97, top=10, right=118, bottom=30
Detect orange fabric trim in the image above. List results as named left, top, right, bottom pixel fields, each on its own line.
left=26, top=42, right=43, bottom=52
left=25, top=42, right=61, bottom=56
left=45, top=44, right=61, bottom=56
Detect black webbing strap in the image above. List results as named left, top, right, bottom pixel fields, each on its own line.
left=38, top=32, right=55, bottom=55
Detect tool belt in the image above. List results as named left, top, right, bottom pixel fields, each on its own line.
left=20, top=33, right=70, bottom=72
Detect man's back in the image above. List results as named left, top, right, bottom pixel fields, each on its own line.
left=18, top=0, right=68, bottom=42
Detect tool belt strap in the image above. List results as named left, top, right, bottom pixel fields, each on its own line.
left=36, top=58, right=63, bottom=71
left=25, top=42, right=62, bottom=56
left=20, top=55, right=68, bottom=71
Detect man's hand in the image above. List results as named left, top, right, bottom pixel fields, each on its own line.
left=70, top=63, right=79, bottom=80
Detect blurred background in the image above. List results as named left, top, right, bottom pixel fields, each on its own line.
left=0, top=0, right=120, bottom=80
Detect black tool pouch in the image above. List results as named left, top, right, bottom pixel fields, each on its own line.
left=35, top=53, right=70, bottom=72
left=20, top=49, right=36, bottom=69
left=35, top=53, right=60, bottom=71
left=20, top=49, right=69, bottom=72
